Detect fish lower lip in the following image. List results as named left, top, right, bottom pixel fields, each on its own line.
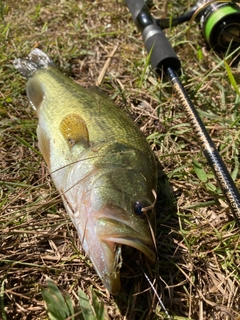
left=97, top=217, right=156, bottom=263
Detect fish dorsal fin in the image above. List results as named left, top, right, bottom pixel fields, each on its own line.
left=60, top=113, right=89, bottom=148
left=26, top=77, right=44, bottom=113
left=37, top=125, right=50, bottom=168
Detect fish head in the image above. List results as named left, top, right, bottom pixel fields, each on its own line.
left=87, top=165, right=156, bottom=294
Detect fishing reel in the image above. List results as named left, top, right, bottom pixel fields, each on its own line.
left=155, top=0, right=240, bottom=52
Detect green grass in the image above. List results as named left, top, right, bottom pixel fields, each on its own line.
left=0, top=0, right=240, bottom=319
left=42, top=278, right=109, bottom=320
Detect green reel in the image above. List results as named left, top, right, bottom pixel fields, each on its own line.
left=195, top=1, right=240, bottom=51
left=155, top=0, right=240, bottom=52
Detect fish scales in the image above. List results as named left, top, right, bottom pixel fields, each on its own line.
left=33, top=67, right=150, bottom=151
left=14, top=48, right=157, bottom=294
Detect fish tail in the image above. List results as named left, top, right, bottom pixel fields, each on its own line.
left=13, top=48, right=54, bottom=79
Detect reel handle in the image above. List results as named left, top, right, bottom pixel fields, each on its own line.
left=125, top=0, right=181, bottom=73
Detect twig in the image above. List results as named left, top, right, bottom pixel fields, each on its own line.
left=95, top=44, right=119, bottom=86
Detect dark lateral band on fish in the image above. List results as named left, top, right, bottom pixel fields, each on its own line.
left=14, top=48, right=157, bottom=294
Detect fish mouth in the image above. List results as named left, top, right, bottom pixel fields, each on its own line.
left=97, top=219, right=156, bottom=263
left=94, top=204, right=156, bottom=294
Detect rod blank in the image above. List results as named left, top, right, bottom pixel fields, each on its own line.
left=125, top=0, right=240, bottom=225
left=167, top=67, right=240, bottom=224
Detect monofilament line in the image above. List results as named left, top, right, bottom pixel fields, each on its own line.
left=143, top=271, right=172, bottom=319
left=136, top=260, right=172, bottom=319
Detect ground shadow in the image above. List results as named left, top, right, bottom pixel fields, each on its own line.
left=114, top=162, right=188, bottom=319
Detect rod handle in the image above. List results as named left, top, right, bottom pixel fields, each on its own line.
left=143, top=25, right=181, bottom=72
left=125, top=0, right=181, bottom=73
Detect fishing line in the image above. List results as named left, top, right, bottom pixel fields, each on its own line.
left=141, top=189, right=157, bottom=212
left=189, top=0, right=234, bottom=25
left=188, top=0, right=240, bottom=50
left=125, top=0, right=240, bottom=226
left=143, top=189, right=158, bottom=253
left=136, top=260, right=173, bottom=319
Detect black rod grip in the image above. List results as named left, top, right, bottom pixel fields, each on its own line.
left=143, top=25, right=181, bottom=72
left=125, top=0, right=181, bottom=73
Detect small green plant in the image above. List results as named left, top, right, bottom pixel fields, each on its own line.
left=42, top=278, right=108, bottom=320
left=42, top=278, right=74, bottom=320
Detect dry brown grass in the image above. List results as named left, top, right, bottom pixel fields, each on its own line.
left=1, top=0, right=240, bottom=319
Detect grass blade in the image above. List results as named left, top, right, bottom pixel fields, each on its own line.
left=224, top=59, right=240, bottom=95
left=91, top=288, right=108, bottom=320
left=192, top=159, right=208, bottom=183
left=0, top=280, right=7, bottom=320
left=78, top=288, right=96, bottom=320
left=42, top=278, right=74, bottom=320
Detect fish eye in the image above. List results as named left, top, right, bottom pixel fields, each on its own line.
left=134, top=201, right=147, bottom=217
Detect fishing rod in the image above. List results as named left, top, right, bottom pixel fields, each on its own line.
left=125, top=0, right=240, bottom=226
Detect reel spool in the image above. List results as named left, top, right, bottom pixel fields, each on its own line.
left=155, top=0, right=240, bottom=52
left=194, top=1, right=240, bottom=51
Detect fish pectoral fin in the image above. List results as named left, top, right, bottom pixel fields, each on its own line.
left=37, top=125, right=50, bottom=168
left=60, top=113, right=89, bottom=148
left=26, top=77, right=45, bottom=112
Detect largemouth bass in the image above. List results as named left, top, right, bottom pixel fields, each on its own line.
left=14, top=48, right=157, bottom=294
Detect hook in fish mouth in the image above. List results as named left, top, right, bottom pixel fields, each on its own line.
left=97, top=203, right=156, bottom=263
left=92, top=204, right=156, bottom=294
left=96, top=222, right=156, bottom=294
left=98, top=222, right=156, bottom=263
